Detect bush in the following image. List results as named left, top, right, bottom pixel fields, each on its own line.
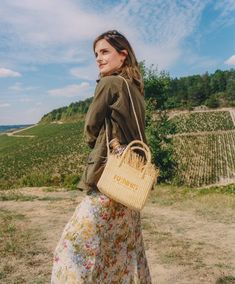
left=205, top=94, right=220, bottom=108
left=146, top=99, right=177, bottom=183
left=20, top=173, right=52, bottom=187
left=63, top=174, right=80, bottom=190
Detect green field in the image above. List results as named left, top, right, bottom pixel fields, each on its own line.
left=1, top=109, right=235, bottom=189
left=0, top=122, right=89, bottom=189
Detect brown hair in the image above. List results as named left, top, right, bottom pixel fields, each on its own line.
left=93, top=30, right=144, bottom=95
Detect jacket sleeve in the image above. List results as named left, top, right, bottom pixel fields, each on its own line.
left=84, top=77, right=119, bottom=148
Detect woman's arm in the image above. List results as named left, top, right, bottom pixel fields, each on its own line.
left=84, top=77, right=119, bottom=148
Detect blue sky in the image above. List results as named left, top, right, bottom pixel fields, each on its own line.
left=0, top=0, right=235, bottom=125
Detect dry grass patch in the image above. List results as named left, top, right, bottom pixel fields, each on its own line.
left=150, top=184, right=235, bottom=222
left=0, top=187, right=84, bottom=283
left=142, top=184, right=235, bottom=283
left=0, top=209, right=50, bottom=283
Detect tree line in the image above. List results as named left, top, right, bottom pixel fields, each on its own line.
left=40, top=98, right=92, bottom=123
left=142, top=64, right=235, bottom=109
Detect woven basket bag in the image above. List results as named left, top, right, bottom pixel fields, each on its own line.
left=97, top=76, right=159, bottom=211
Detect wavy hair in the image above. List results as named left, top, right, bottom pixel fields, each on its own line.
left=93, top=30, right=144, bottom=95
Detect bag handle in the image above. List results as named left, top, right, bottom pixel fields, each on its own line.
left=118, top=140, right=152, bottom=177
left=105, top=75, right=143, bottom=155
left=119, top=140, right=151, bottom=165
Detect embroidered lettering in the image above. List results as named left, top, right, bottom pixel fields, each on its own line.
left=113, top=175, right=138, bottom=190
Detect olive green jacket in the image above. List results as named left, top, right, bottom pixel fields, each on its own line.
left=77, top=74, right=147, bottom=193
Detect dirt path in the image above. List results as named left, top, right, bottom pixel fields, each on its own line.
left=0, top=187, right=235, bottom=284
left=170, top=129, right=235, bottom=137
left=6, top=124, right=37, bottom=137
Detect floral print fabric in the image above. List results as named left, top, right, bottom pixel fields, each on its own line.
left=51, top=190, right=152, bottom=284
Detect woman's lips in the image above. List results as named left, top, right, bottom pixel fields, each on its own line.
left=99, top=64, right=106, bottom=68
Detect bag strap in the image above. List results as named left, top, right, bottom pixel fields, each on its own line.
left=105, top=75, right=143, bottom=155
left=118, top=75, right=143, bottom=141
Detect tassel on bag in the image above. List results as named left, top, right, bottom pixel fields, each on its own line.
left=97, top=76, right=159, bottom=211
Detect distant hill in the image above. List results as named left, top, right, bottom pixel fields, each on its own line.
left=40, top=98, right=92, bottom=123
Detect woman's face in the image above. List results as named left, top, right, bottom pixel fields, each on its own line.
left=94, top=39, right=127, bottom=76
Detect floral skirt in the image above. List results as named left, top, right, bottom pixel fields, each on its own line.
left=51, top=189, right=152, bottom=284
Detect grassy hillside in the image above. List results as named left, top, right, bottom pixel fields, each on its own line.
left=0, top=122, right=89, bottom=189
left=1, top=108, right=235, bottom=189
left=40, top=98, right=92, bottom=123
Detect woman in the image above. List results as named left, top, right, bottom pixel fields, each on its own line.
left=51, top=30, right=152, bottom=284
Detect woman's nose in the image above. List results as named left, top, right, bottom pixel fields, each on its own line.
left=96, top=54, right=102, bottom=63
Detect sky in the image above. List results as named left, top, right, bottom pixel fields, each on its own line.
left=0, top=0, right=235, bottom=125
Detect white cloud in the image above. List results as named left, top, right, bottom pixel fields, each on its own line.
left=225, top=55, right=235, bottom=65
left=8, top=83, right=23, bottom=91
left=0, top=0, right=111, bottom=64
left=70, top=0, right=209, bottom=70
left=0, top=103, right=11, bottom=108
left=48, top=82, right=91, bottom=98
left=27, top=107, right=40, bottom=114
left=136, top=43, right=181, bottom=70
left=0, top=0, right=104, bottom=44
left=179, top=48, right=219, bottom=71
left=0, top=0, right=209, bottom=69
left=0, top=0, right=233, bottom=84
left=8, top=82, right=38, bottom=92
left=0, top=68, right=21, bottom=78
left=109, top=0, right=209, bottom=68
left=19, top=97, right=33, bottom=102
left=70, top=64, right=98, bottom=81
left=213, top=0, right=235, bottom=28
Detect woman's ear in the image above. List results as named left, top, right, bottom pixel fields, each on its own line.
left=121, top=49, right=128, bottom=58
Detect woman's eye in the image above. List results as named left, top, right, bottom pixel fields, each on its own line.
left=95, top=50, right=108, bottom=57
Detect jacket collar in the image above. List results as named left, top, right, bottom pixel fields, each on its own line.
left=96, top=71, right=120, bottom=83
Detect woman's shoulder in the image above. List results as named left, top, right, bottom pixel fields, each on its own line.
left=97, top=75, right=124, bottom=87
left=94, top=75, right=125, bottom=100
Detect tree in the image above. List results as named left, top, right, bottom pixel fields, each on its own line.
left=205, top=94, right=220, bottom=108
left=226, top=77, right=235, bottom=101
left=145, top=98, right=177, bottom=183
left=140, top=62, right=171, bottom=109
left=210, top=69, right=226, bottom=94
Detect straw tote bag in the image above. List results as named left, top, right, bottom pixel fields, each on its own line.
left=97, top=76, right=159, bottom=211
